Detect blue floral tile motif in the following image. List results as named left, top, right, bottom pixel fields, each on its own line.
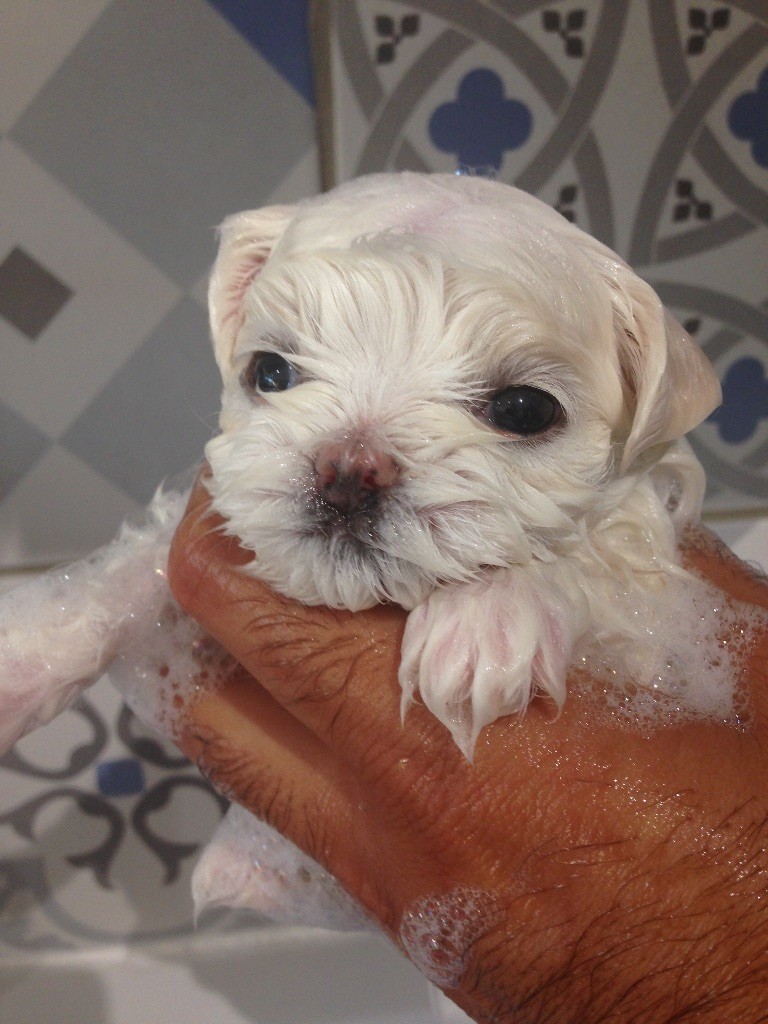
left=709, top=357, right=768, bottom=443
left=429, top=69, right=533, bottom=171
left=728, top=66, right=768, bottom=168
left=96, top=757, right=146, bottom=798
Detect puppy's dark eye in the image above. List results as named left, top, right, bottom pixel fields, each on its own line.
left=486, top=386, right=562, bottom=435
left=243, top=352, right=298, bottom=393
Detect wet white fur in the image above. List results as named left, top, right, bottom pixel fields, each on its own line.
left=205, top=173, right=720, bottom=756
left=0, top=174, right=720, bottom=760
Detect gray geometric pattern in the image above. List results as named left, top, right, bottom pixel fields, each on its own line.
left=12, top=0, right=316, bottom=289
left=62, top=297, right=219, bottom=504
left=0, top=247, right=72, bottom=341
left=0, top=404, right=49, bottom=498
left=0, top=0, right=319, bottom=569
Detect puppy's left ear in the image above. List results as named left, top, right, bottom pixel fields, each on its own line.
left=609, top=265, right=721, bottom=472
left=208, top=206, right=296, bottom=371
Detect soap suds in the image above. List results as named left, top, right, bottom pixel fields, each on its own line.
left=0, top=487, right=187, bottom=752
left=192, top=802, right=370, bottom=930
left=572, top=572, right=763, bottom=732
left=109, top=600, right=236, bottom=741
left=399, top=887, right=500, bottom=989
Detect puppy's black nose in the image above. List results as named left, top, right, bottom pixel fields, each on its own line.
left=313, top=436, right=400, bottom=515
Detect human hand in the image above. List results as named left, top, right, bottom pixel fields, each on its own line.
left=167, top=478, right=768, bottom=1023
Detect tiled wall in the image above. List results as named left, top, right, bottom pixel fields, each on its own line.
left=0, top=0, right=319, bottom=569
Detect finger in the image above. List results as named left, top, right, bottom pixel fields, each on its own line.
left=177, top=659, right=357, bottom=840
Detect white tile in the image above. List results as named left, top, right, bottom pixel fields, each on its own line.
left=0, top=571, right=33, bottom=594
left=0, top=140, right=181, bottom=437
left=0, top=0, right=111, bottom=133
left=265, top=144, right=321, bottom=204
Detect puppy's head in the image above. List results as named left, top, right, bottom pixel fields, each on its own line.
left=204, top=173, right=720, bottom=611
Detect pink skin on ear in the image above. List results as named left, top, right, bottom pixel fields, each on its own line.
left=220, top=250, right=270, bottom=345
left=208, top=205, right=296, bottom=372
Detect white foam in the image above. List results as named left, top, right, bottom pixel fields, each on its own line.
left=0, top=487, right=186, bottom=751
left=192, top=803, right=370, bottom=930
left=573, top=571, right=763, bottom=731
left=108, top=599, right=236, bottom=741
left=398, top=887, right=499, bottom=989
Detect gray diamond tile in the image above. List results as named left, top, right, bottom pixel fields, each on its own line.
left=0, top=403, right=50, bottom=499
left=0, top=0, right=111, bottom=133
left=11, top=0, right=315, bottom=287
left=61, top=297, right=220, bottom=504
left=0, top=246, right=73, bottom=340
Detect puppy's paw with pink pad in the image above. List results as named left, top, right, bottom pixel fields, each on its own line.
left=398, top=568, right=588, bottom=758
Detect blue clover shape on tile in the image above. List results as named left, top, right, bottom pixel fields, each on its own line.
left=728, top=66, right=768, bottom=168
left=708, top=356, right=768, bottom=444
left=429, top=69, right=533, bottom=171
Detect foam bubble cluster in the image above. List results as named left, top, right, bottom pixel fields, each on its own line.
left=399, top=887, right=499, bottom=988
left=108, top=599, right=236, bottom=740
left=572, top=572, right=762, bottom=731
left=0, top=487, right=187, bottom=751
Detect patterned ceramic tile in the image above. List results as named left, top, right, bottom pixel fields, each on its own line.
left=11, top=0, right=316, bottom=287
left=0, top=0, right=319, bottom=568
left=0, top=248, right=73, bottom=341
left=0, top=0, right=111, bottom=133
left=0, top=404, right=49, bottom=502
left=0, top=677, right=230, bottom=949
left=61, top=297, right=218, bottom=504
left=0, top=140, right=181, bottom=441
left=0, top=446, right=142, bottom=568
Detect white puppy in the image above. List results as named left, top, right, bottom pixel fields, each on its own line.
left=0, top=172, right=728, bottom=962
left=203, top=171, right=721, bottom=755
left=0, top=171, right=721, bottom=761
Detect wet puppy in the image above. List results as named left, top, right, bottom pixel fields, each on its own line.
left=0, top=171, right=724, bottom=944
left=204, top=172, right=720, bottom=755
left=0, top=172, right=720, bottom=759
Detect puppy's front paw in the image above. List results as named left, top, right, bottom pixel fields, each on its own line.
left=398, top=569, right=587, bottom=758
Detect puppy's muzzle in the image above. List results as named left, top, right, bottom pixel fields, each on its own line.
left=312, top=435, right=400, bottom=517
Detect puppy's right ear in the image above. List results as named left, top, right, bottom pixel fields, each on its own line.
left=208, top=206, right=295, bottom=371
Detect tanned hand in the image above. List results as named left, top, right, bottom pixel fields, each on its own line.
left=167, top=478, right=768, bottom=1024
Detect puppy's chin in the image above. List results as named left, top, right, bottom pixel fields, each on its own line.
left=249, top=534, right=435, bottom=612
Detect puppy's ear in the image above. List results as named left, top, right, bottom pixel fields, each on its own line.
left=208, top=206, right=295, bottom=370
left=609, top=266, right=721, bottom=472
